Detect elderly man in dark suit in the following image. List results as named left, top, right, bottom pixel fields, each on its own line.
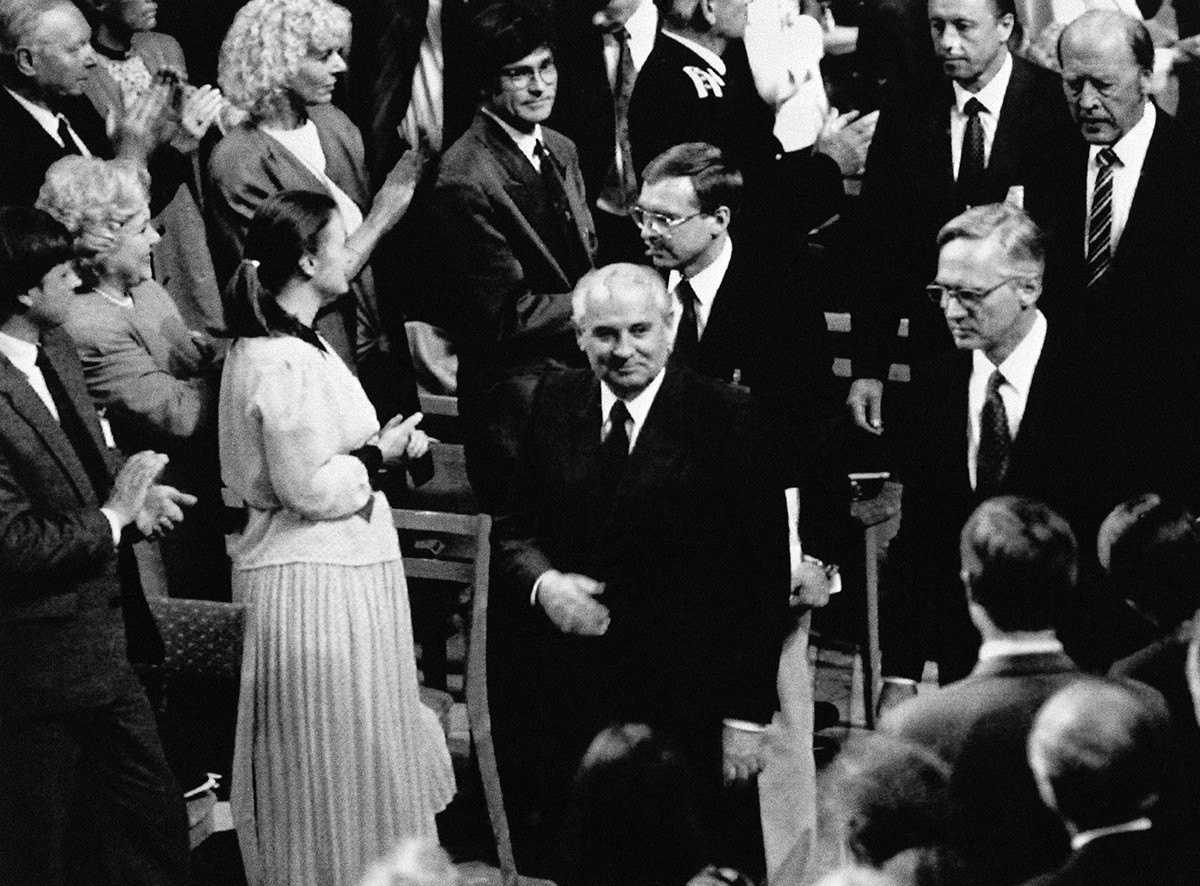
left=1024, top=678, right=1176, bottom=886
left=490, top=262, right=789, bottom=879
left=434, top=0, right=596, bottom=510
left=884, top=495, right=1083, bottom=886
left=0, top=207, right=194, bottom=885
left=846, top=0, right=1076, bottom=437
left=881, top=204, right=1108, bottom=703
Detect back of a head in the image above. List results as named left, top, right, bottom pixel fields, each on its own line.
left=960, top=496, right=1077, bottom=633
left=1106, top=498, right=1200, bottom=631
left=640, top=142, right=743, bottom=216
left=560, top=723, right=708, bottom=886
left=470, top=0, right=554, bottom=94
left=833, top=733, right=955, bottom=868
left=0, top=205, right=75, bottom=324
left=1028, top=677, right=1171, bottom=831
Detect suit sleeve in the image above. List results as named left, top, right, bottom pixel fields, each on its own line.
left=207, top=138, right=275, bottom=289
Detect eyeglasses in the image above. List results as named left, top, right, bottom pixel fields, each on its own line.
left=500, top=57, right=558, bottom=89
left=925, top=275, right=1027, bottom=309
left=629, top=206, right=704, bottom=235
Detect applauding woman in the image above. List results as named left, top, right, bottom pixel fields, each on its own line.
left=219, top=191, right=454, bottom=886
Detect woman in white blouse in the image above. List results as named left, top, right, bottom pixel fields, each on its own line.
left=219, top=190, right=454, bottom=886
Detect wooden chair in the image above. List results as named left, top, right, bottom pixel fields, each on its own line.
left=392, top=508, right=517, bottom=886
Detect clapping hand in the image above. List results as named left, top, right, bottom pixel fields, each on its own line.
left=374, top=412, right=429, bottom=466
left=814, top=108, right=879, bottom=177
left=136, top=484, right=198, bottom=539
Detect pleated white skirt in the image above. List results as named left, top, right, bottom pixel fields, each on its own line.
left=231, top=559, right=456, bottom=886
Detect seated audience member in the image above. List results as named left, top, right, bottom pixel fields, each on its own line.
left=0, top=205, right=193, bottom=886
left=75, top=0, right=227, bottom=333
left=434, top=0, right=596, bottom=510
left=628, top=0, right=865, bottom=246
left=879, top=204, right=1109, bottom=702
left=1101, top=495, right=1200, bottom=881
left=37, top=155, right=229, bottom=603
left=0, top=0, right=163, bottom=207
left=884, top=496, right=1082, bottom=885
left=560, top=724, right=710, bottom=886
left=1024, top=677, right=1176, bottom=886
left=356, top=837, right=460, bottom=886
left=830, top=732, right=955, bottom=870
left=209, top=0, right=429, bottom=432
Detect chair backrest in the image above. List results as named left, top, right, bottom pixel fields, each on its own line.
left=391, top=508, right=517, bottom=886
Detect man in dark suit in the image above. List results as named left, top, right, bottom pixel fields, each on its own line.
left=490, top=262, right=789, bottom=879
left=434, top=0, right=596, bottom=510
left=0, top=207, right=194, bottom=885
left=1029, top=10, right=1200, bottom=504
left=1025, top=678, right=1176, bottom=886
left=882, top=204, right=1107, bottom=700
left=846, top=0, right=1076, bottom=436
left=884, top=495, right=1083, bottom=885
left=0, top=0, right=157, bottom=207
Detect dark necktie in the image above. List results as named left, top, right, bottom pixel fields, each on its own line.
left=56, top=115, right=80, bottom=155
left=601, top=398, right=631, bottom=480
left=957, top=97, right=986, bottom=208
left=598, top=26, right=639, bottom=214
left=36, top=347, right=110, bottom=499
left=534, top=140, right=572, bottom=222
left=976, top=369, right=1012, bottom=497
left=1087, top=147, right=1118, bottom=292
left=673, top=278, right=700, bottom=365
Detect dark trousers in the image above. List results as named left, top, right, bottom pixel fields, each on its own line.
left=0, top=672, right=191, bottom=886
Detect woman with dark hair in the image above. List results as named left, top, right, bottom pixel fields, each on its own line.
left=219, top=190, right=454, bottom=886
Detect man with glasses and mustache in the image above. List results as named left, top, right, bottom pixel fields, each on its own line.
left=435, top=0, right=596, bottom=510
left=879, top=203, right=1109, bottom=711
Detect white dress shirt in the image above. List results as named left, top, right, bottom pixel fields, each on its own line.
left=4, top=87, right=92, bottom=155
left=0, top=331, right=121, bottom=543
left=599, top=364, right=666, bottom=451
left=667, top=235, right=733, bottom=341
left=967, top=309, right=1047, bottom=490
left=1085, top=101, right=1156, bottom=257
left=480, top=107, right=546, bottom=171
left=950, top=51, right=1013, bottom=179
left=602, top=0, right=658, bottom=87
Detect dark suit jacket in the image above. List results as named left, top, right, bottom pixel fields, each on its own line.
left=851, top=55, right=1077, bottom=382
left=1020, top=829, right=1176, bottom=886
left=434, top=110, right=597, bottom=390
left=0, top=88, right=113, bottom=207
left=0, top=327, right=136, bottom=715
left=489, top=364, right=790, bottom=848
left=885, top=651, right=1080, bottom=886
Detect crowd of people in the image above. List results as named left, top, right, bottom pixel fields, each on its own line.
left=1, top=0, right=1200, bottom=885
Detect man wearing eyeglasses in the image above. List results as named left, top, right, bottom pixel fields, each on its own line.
left=880, top=202, right=1107, bottom=709
left=435, top=0, right=597, bottom=510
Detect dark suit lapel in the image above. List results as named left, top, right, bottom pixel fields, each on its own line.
left=987, top=55, right=1032, bottom=190
left=926, top=80, right=958, bottom=213
left=1115, top=106, right=1171, bottom=270
left=944, top=352, right=973, bottom=494
left=0, top=349, right=96, bottom=504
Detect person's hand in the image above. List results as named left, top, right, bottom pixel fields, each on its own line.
left=77, top=223, right=118, bottom=258
left=404, top=428, right=432, bottom=461
left=722, top=725, right=765, bottom=785
left=114, top=83, right=172, bottom=162
left=847, top=377, right=884, bottom=434
left=177, top=84, right=224, bottom=141
left=375, top=412, right=425, bottom=466
left=371, top=146, right=427, bottom=225
left=814, top=108, right=878, bottom=176
left=104, top=451, right=169, bottom=529
left=135, top=484, right=198, bottom=538
left=537, top=570, right=610, bottom=635
left=791, top=555, right=836, bottom=609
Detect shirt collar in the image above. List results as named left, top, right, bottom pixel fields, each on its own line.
left=481, top=107, right=544, bottom=168
left=5, top=87, right=69, bottom=144
left=972, top=308, right=1047, bottom=396
left=1071, top=818, right=1152, bottom=851
left=668, top=234, right=733, bottom=314
left=978, top=635, right=1064, bottom=661
left=952, top=50, right=1012, bottom=116
left=660, top=29, right=726, bottom=76
left=0, top=329, right=41, bottom=374
left=1090, top=100, right=1156, bottom=170
left=600, top=364, right=667, bottom=435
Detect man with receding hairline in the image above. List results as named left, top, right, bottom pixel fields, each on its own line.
left=490, top=262, right=788, bottom=878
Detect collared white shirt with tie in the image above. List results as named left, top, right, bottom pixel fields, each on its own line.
left=1084, top=101, right=1155, bottom=258
left=4, top=87, right=92, bottom=155
left=949, top=51, right=1012, bottom=179
left=480, top=106, right=547, bottom=171
left=667, top=235, right=734, bottom=343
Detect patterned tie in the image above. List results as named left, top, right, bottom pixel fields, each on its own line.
left=673, top=278, right=700, bottom=365
left=57, top=115, right=80, bottom=155
left=976, top=369, right=1012, bottom=496
left=1087, top=147, right=1118, bottom=292
left=598, top=26, right=639, bottom=214
left=601, top=398, right=631, bottom=479
left=957, top=97, right=986, bottom=208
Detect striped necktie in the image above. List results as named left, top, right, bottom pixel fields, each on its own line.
left=1086, top=147, right=1118, bottom=291
left=976, top=369, right=1012, bottom=496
